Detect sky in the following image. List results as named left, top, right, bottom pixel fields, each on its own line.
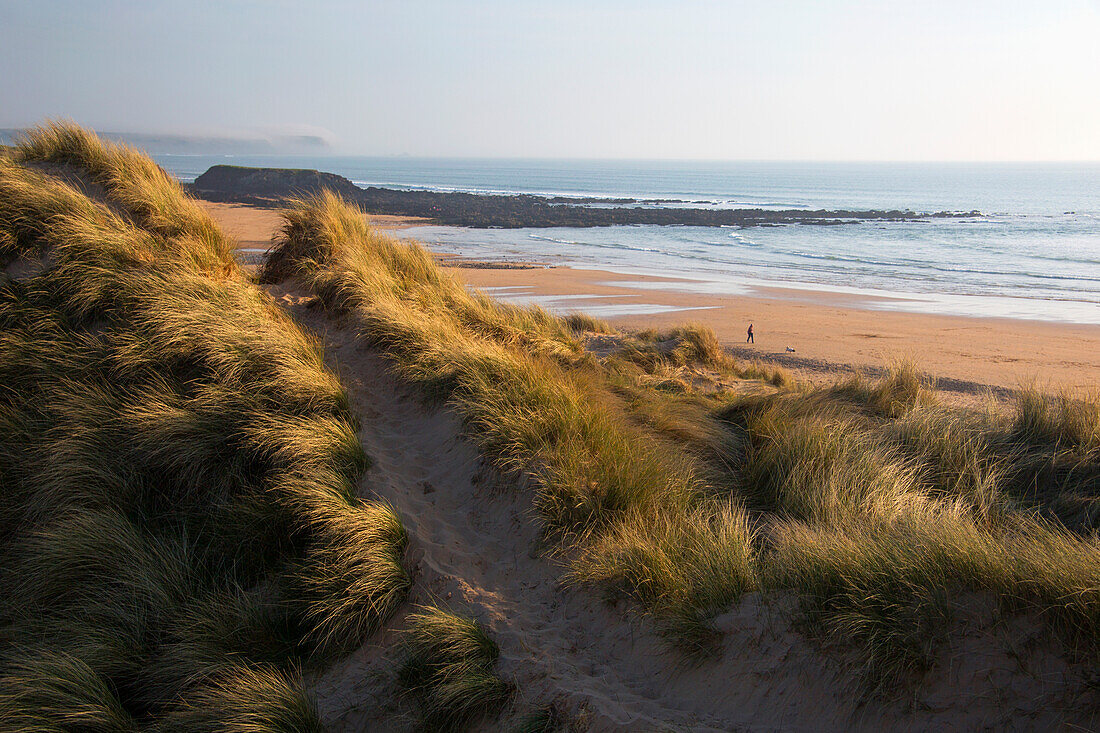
left=2, top=0, right=1099, bottom=160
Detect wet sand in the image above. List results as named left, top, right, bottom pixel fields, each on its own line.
left=201, top=202, right=1100, bottom=395
left=453, top=266, right=1100, bottom=395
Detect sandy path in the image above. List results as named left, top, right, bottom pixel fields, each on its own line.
left=269, top=289, right=1097, bottom=733
left=277, top=290, right=845, bottom=731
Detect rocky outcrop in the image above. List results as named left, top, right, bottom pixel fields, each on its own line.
left=193, top=165, right=362, bottom=199
left=190, top=164, right=981, bottom=229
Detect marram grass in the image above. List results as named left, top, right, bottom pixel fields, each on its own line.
left=398, top=606, right=512, bottom=732
left=0, top=126, right=409, bottom=727
left=262, top=192, right=757, bottom=644
left=261, top=188, right=1100, bottom=692
left=6, top=123, right=1099, bottom=716
left=15, top=119, right=238, bottom=276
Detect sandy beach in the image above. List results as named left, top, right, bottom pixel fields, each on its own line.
left=455, top=265, right=1100, bottom=395
left=200, top=201, right=1100, bottom=396
left=198, top=201, right=427, bottom=252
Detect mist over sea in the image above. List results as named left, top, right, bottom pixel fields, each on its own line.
left=160, top=156, right=1100, bottom=324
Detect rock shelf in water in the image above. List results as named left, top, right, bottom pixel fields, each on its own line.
left=189, top=164, right=981, bottom=229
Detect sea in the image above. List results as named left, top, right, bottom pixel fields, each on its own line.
left=157, top=156, right=1100, bottom=324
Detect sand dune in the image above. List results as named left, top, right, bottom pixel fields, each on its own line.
left=271, top=287, right=1096, bottom=732
left=203, top=198, right=1099, bottom=728
left=8, top=123, right=1096, bottom=732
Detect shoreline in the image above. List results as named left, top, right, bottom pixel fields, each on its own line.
left=198, top=201, right=1100, bottom=396
left=450, top=264, right=1100, bottom=396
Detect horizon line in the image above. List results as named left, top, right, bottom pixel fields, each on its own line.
left=149, top=152, right=1100, bottom=165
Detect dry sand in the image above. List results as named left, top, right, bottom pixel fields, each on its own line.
left=196, top=201, right=427, bottom=251
left=202, top=201, right=1100, bottom=396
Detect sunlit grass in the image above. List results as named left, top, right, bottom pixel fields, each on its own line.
left=15, top=119, right=238, bottom=277
left=0, top=127, right=409, bottom=726
left=398, top=606, right=512, bottom=732
left=261, top=188, right=1100, bottom=690
left=261, top=193, right=760, bottom=645
left=8, top=122, right=1097, bottom=716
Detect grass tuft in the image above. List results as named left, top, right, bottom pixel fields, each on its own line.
left=569, top=501, right=756, bottom=652
left=731, top=399, right=931, bottom=523
left=398, top=607, right=512, bottom=732
left=562, top=311, right=614, bottom=334
left=511, top=704, right=567, bottom=733
left=15, top=120, right=237, bottom=276
left=0, top=650, right=139, bottom=733
left=768, top=511, right=1100, bottom=694
left=1014, top=384, right=1100, bottom=456
left=150, top=665, right=323, bottom=733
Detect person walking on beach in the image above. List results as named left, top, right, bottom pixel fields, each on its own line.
left=747, top=323, right=754, bottom=344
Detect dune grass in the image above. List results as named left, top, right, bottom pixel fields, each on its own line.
left=887, top=404, right=1009, bottom=520
left=511, top=706, right=568, bottom=733
left=713, top=371, right=1100, bottom=690
left=768, top=511, right=1100, bottom=693
left=0, top=129, right=409, bottom=727
left=10, top=124, right=1096, bottom=712
left=562, top=311, right=614, bottom=334
left=827, top=360, right=936, bottom=418
left=398, top=606, right=512, bottom=732
left=0, top=650, right=140, bottom=733
left=738, top=409, right=932, bottom=524
left=569, top=501, right=757, bottom=651
left=1014, top=383, right=1100, bottom=456
left=261, top=191, right=585, bottom=364
left=613, top=324, right=735, bottom=371
left=14, top=120, right=238, bottom=277
left=258, top=189, right=1100, bottom=692
left=149, top=665, right=324, bottom=733
left=261, top=192, right=760, bottom=645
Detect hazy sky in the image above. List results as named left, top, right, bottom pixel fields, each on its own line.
left=3, top=0, right=1099, bottom=160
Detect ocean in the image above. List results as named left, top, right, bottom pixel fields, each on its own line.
left=158, top=156, right=1100, bottom=324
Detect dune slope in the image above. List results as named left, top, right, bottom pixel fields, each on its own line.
left=260, top=193, right=1100, bottom=730
left=3, top=124, right=1100, bottom=732
left=0, top=124, right=409, bottom=730
left=290, top=294, right=1097, bottom=731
